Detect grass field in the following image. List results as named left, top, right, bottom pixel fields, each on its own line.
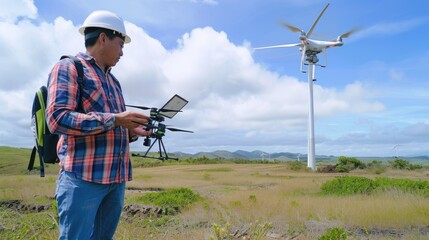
left=1, top=146, right=429, bottom=239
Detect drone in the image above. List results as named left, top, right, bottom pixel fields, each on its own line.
left=254, top=3, right=360, bottom=73
left=126, top=94, right=193, bottom=161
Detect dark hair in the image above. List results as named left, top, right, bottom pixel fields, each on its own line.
left=84, top=27, right=125, bottom=47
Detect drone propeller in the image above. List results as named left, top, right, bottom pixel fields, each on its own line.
left=165, top=127, right=193, bottom=133
left=126, top=104, right=151, bottom=110
left=126, top=104, right=182, bottom=113
left=132, top=121, right=193, bottom=134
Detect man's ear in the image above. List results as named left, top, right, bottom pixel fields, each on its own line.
left=98, top=32, right=107, bottom=45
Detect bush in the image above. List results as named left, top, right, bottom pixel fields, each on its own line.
left=321, top=176, right=429, bottom=196
left=375, top=177, right=429, bottom=196
left=388, top=158, right=422, bottom=170
left=366, top=160, right=386, bottom=174
left=287, top=160, right=306, bottom=171
left=336, top=156, right=366, bottom=173
left=389, top=158, right=409, bottom=169
left=321, top=176, right=377, bottom=195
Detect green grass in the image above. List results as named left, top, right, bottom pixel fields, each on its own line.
left=190, top=167, right=233, bottom=172
left=321, top=176, right=429, bottom=196
left=0, top=207, right=58, bottom=239
left=2, top=147, right=429, bottom=239
left=0, top=146, right=58, bottom=176
left=128, top=187, right=201, bottom=214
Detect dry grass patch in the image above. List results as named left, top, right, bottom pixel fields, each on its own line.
left=2, top=162, right=429, bottom=239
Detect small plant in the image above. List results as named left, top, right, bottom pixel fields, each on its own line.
left=211, top=223, right=231, bottom=240
left=319, top=227, right=348, bottom=240
left=203, top=173, right=212, bottom=180
left=210, top=221, right=271, bottom=240
left=248, top=221, right=271, bottom=239
left=132, top=187, right=200, bottom=214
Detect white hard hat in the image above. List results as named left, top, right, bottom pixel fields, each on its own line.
left=79, top=10, right=131, bottom=43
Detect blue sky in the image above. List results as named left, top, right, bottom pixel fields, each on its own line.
left=0, top=0, right=428, bottom=157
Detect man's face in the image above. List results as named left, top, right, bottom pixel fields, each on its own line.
left=104, top=36, right=124, bottom=67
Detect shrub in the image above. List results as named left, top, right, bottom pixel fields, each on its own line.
left=367, top=160, right=387, bottom=174
left=336, top=156, right=366, bottom=173
left=375, top=177, right=429, bottom=196
left=321, top=176, right=429, bottom=196
left=321, top=176, right=378, bottom=195
left=287, top=160, right=306, bottom=171
left=388, top=158, right=422, bottom=170
left=389, top=158, right=409, bottom=169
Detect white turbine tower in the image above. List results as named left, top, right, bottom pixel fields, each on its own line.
left=254, top=3, right=358, bottom=171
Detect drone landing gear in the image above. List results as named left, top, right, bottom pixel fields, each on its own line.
left=132, top=137, right=178, bottom=161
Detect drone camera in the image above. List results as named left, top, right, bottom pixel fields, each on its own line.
left=143, top=137, right=151, bottom=147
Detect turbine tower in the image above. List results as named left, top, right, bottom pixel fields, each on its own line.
left=307, top=62, right=316, bottom=170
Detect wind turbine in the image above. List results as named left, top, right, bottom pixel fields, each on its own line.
left=392, top=144, right=403, bottom=158
left=254, top=3, right=358, bottom=171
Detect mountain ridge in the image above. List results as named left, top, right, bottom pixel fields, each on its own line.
left=169, top=149, right=429, bottom=161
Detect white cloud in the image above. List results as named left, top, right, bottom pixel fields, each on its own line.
left=190, top=0, right=218, bottom=5
left=0, top=0, right=37, bottom=22
left=354, top=17, right=429, bottom=40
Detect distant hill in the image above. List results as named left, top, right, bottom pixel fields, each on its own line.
left=174, top=150, right=338, bottom=161
left=1, top=146, right=428, bottom=175
left=172, top=150, right=429, bottom=164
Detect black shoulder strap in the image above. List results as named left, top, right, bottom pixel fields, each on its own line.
left=60, top=55, right=84, bottom=84
left=27, top=146, right=36, bottom=171
left=60, top=55, right=85, bottom=112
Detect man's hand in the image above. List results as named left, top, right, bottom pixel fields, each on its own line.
left=114, top=111, right=150, bottom=130
left=129, top=126, right=152, bottom=137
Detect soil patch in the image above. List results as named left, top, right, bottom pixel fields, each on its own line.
left=0, top=200, right=51, bottom=213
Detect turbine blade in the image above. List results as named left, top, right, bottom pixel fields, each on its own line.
left=300, top=45, right=306, bottom=72
left=307, top=3, right=330, bottom=37
left=254, top=43, right=302, bottom=50
left=339, top=26, right=362, bottom=38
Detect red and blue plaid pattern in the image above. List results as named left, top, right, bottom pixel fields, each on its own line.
left=46, top=52, right=132, bottom=184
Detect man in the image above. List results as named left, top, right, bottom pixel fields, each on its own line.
left=46, top=10, right=150, bottom=239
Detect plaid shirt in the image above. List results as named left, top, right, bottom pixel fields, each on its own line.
left=46, top=52, right=132, bottom=184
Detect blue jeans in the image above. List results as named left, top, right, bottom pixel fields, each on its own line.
left=56, top=171, right=125, bottom=240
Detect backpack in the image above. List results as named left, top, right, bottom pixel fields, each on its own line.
left=28, top=55, right=85, bottom=177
